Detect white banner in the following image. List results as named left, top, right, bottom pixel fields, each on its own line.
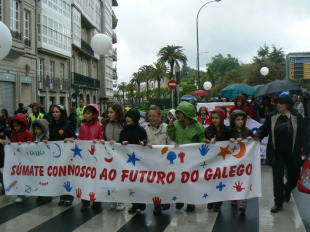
left=4, top=141, right=261, bottom=204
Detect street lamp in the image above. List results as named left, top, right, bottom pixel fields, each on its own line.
left=0, top=21, right=12, bottom=60
left=196, top=0, right=221, bottom=89
left=196, top=51, right=209, bottom=88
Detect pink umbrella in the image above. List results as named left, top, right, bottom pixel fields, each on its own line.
left=192, top=90, right=209, bottom=97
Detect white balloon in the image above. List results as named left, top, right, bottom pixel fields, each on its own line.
left=90, top=33, right=112, bottom=56
left=203, top=81, right=212, bottom=90
left=260, top=67, right=269, bottom=76
left=0, top=21, right=12, bottom=60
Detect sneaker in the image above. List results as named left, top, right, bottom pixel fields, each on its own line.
left=231, top=200, right=238, bottom=206
left=153, top=205, right=162, bottom=215
left=284, top=192, right=291, bottom=202
left=139, top=203, right=146, bottom=211
left=176, top=203, right=184, bottom=209
left=186, top=204, right=196, bottom=212
left=91, top=202, right=101, bottom=209
left=58, top=199, right=65, bottom=206
left=64, top=200, right=72, bottom=206
left=239, top=204, right=247, bottom=213
left=116, top=203, right=125, bottom=211
left=80, top=204, right=89, bottom=212
left=110, top=202, right=117, bottom=209
left=162, top=204, right=170, bottom=210
left=207, top=203, right=214, bottom=210
left=270, top=205, right=283, bottom=213
left=15, top=196, right=24, bottom=203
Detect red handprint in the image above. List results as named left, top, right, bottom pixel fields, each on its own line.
left=152, top=196, right=162, bottom=205
left=88, top=145, right=96, bottom=155
left=89, top=192, right=97, bottom=202
left=233, top=181, right=245, bottom=192
left=178, top=152, right=185, bottom=163
left=76, top=188, right=82, bottom=198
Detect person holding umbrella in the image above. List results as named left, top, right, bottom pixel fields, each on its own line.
left=253, top=94, right=309, bottom=213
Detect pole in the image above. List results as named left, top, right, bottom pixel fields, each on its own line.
left=196, top=0, right=221, bottom=90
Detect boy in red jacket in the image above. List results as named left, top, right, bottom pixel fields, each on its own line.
left=78, top=104, right=104, bottom=211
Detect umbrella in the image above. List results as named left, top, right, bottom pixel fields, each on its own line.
left=181, top=95, right=197, bottom=101
left=221, top=84, right=257, bottom=99
left=255, top=80, right=301, bottom=97
left=192, top=90, right=209, bottom=97
left=28, top=103, right=45, bottom=108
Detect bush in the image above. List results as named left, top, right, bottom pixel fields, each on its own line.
left=148, top=98, right=171, bottom=110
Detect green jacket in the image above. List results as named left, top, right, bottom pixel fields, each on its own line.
left=167, top=101, right=205, bottom=144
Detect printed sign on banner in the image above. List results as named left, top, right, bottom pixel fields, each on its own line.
left=4, top=141, right=261, bottom=204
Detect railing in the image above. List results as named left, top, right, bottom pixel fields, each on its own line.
left=11, top=30, right=21, bottom=40
left=24, top=38, right=31, bottom=47
left=112, top=0, right=118, bottom=7
left=112, top=48, right=117, bottom=61
left=112, top=11, right=118, bottom=29
left=112, top=32, right=117, bottom=44
left=72, top=72, right=100, bottom=89
left=81, top=39, right=94, bottom=56
left=113, top=68, right=117, bottom=80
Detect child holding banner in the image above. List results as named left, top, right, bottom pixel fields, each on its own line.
left=168, top=101, right=205, bottom=212
left=31, top=119, right=52, bottom=205
left=78, top=104, right=104, bottom=211
left=204, top=108, right=231, bottom=212
left=3, top=113, right=33, bottom=203
left=229, top=110, right=253, bottom=213
left=49, top=105, right=76, bottom=206
left=120, top=109, right=147, bottom=213
left=102, top=103, right=126, bottom=211
left=146, top=105, right=174, bottom=215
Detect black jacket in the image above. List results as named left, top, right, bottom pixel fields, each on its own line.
left=205, top=124, right=231, bottom=141
left=49, top=120, right=76, bottom=141
left=120, top=124, right=147, bottom=145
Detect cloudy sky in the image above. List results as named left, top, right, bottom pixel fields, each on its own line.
left=113, top=0, right=310, bottom=84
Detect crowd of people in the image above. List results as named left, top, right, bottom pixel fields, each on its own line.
left=0, top=90, right=309, bottom=215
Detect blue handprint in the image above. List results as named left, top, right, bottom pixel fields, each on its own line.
left=167, top=151, right=177, bottom=164
left=199, top=144, right=210, bottom=156
left=63, top=181, right=73, bottom=192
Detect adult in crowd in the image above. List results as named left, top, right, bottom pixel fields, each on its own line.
left=44, top=104, right=56, bottom=123
left=301, top=91, right=310, bottom=119
left=49, top=105, right=76, bottom=206
left=254, top=94, right=309, bottom=213
left=259, top=96, right=275, bottom=122
left=68, top=106, right=77, bottom=134
left=14, top=103, right=25, bottom=115
left=76, top=99, right=86, bottom=132
left=145, top=105, right=174, bottom=215
left=29, top=106, right=44, bottom=131
left=292, top=94, right=304, bottom=118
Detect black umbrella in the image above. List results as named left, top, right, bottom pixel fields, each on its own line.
left=255, top=80, right=301, bottom=97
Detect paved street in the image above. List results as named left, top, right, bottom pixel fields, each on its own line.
left=0, top=166, right=309, bottom=232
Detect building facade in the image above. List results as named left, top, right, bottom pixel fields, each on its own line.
left=0, top=0, right=118, bottom=116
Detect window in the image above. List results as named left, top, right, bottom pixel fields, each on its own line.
left=0, top=0, right=3, bottom=21
left=10, top=0, right=20, bottom=33
left=50, top=61, right=54, bottom=77
left=24, top=10, right=30, bottom=46
left=83, top=61, right=87, bottom=76
left=39, top=59, right=44, bottom=76
left=60, top=63, right=64, bottom=79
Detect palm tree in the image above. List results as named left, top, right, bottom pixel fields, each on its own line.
left=130, top=71, right=144, bottom=106
left=117, top=82, right=127, bottom=107
left=149, top=61, right=169, bottom=98
left=126, top=82, right=137, bottom=107
left=139, top=65, right=153, bottom=101
left=157, top=45, right=187, bottom=80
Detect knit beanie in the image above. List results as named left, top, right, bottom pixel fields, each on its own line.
left=125, top=109, right=140, bottom=124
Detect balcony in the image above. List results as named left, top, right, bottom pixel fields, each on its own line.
left=11, top=30, right=21, bottom=40
left=112, top=48, right=117, bottom=61
left=112, top=32, right=117, bottom=44
left=24, top=38, right=31, bottom=47
left=113, top=68, right=118, bottom=80
left=112, top=11, right=118, bottom=29
left=72, top=72, right=100, bottom=89
left=112, top=0, right=118, bottom=7
left=81, top=39, right=94, bottom=56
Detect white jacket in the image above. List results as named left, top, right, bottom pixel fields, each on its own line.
left=145, top=122, right=175, bottom=145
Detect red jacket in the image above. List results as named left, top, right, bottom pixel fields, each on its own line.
left=197, top=106, right=211, bottom=125
left=78, top=104, right=104, bottom=140
left=9, top=113, right=33, bottom=142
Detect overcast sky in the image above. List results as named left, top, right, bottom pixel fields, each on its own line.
left=113, top=0, right=310, bottom=84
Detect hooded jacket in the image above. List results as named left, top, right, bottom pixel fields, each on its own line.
left=229, top=94, right=250, bottom=116
left=9, top=113, right=33, bottom=142
left=120, top=109, right=147, bottom=145
left=205, top=108, right=231, bottom=141
left=165, top=109, right=176, bottom=124
left=229, top=110, right=253, bottom=139
left=31, top=119, right=49, bottom=141
left=146, top=121, right=174, bottom=145
left=78, top=104, right=104, bottom=140
left=167, top=101, right=205, bottom=144
left=197, top=106, right=211, bottom=125
left=49, top=105, right=76, bottom=141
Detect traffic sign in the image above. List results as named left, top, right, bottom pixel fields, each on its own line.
left=46, top=75, right=50, bottom=87
left=168, top=80, right=177, bottom=90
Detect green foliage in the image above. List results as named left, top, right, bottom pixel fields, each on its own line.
left=148, top=98, right=171, bottom=110
left=210, top=70, right=244, bottom=96
left=207, top=53, right=240, bottom=79
left=179, top=82, right=197, bottom=96
left=252, top=44, right=285, bottom=64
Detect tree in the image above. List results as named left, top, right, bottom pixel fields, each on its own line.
left=126, top=82, right=137, bottom=107
left=117, top=82, right=127, bottom=107
left=157, top=45, right=187, bottom=80
left=252, top=44, right=285, bottom=64
left=139, top=65, right=153, bottom=101
left=131, top=71, right=144, bottom=106
left=161, top=87, right=170, bottom=99
left=149, top=61, right=169, bottom=98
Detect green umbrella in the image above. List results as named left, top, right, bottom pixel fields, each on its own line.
left=221, top=84, right=257, bottom=99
